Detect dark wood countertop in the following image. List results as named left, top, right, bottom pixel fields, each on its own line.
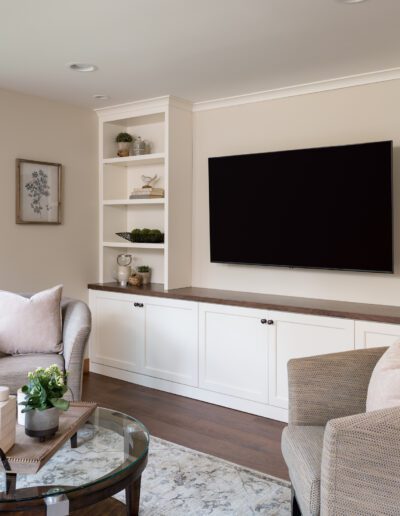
left=88, top=282, right=400, bottom=324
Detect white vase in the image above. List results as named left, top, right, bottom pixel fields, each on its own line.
left=117, top=265, right=131, bottom=287
left=17, top=388, right=25, bottom=425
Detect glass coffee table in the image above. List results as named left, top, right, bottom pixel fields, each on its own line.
left=0, top=407, right=149, bottom=515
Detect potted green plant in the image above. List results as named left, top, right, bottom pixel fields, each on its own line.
left=115, top=132, right=133, bottom=157
left=137, top=265, right=152, bottom=285
left=20, top=365, right=70, bottom=441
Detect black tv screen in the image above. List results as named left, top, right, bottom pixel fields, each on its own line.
left=208, top=141, right=393, bottom=273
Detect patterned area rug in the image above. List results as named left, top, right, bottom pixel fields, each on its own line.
left=5, top=426, right=291, bottom=515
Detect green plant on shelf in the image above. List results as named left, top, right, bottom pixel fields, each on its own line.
left=137, top=265, right=151, bottom=273
left=131, top=228, right=164, bottom=243
left=115, top=132, right=133, bottom=143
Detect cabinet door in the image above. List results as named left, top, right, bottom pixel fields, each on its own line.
left=91, top=291, right=144, bottom=372
left=142, top=297, right=198, bottom=386
left=199, top=303, right=268, bottom=402
left=355, top=321, right=400, bottom=349
left=268, top=311, right=354, bottom=409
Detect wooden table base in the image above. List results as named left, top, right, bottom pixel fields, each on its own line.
left=71, top=497, right=126, bottom=515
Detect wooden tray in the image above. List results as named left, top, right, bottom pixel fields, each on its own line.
left=5, top=402, right=97, bottom=474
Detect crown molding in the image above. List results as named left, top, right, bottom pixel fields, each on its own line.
left=95, top=95, right=193, bottom=121
left=192, top=67, right=400, bottom=112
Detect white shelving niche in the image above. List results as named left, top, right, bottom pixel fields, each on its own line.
left=97, top=96, right=193, bottom=290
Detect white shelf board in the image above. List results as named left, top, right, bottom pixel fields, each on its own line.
left=103, top=241, right=165, bottom=250
left=103, top=198, right=165, bottom=206
left=103, top=153, right=165, bottom=167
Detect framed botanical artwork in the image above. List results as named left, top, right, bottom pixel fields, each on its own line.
left=16, top=159, right=62, bottom=224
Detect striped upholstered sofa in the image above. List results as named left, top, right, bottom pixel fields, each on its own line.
left=0, top=297, right=91, bottom=401
left=281, top=347, right=400, bottom=516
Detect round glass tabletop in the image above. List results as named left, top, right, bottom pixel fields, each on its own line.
left=0, top=407, right=149, bottom=504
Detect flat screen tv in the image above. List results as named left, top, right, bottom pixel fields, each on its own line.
left=208, top=141, right=393, bottom=273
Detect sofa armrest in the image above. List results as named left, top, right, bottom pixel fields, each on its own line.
left=62, top=299, right=91, bottom=401
left=321, top=407, right=400, bottom=515
left=288, top=347, right=386, bottom=426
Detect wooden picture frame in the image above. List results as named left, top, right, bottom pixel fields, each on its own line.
left=16, top=159, right=62, bottom=224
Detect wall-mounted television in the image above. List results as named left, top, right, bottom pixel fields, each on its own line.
left=208, top=141, right=393, bottom=273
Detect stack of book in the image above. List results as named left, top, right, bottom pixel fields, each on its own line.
left=129, top=187, right=165, bottom=199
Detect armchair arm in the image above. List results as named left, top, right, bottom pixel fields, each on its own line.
left=61, top=299, right=91, bottom=401
left=288, top=347, right=386, bottom=426
left=321, top=407, right=400, bottom=515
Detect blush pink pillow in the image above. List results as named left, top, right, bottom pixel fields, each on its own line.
left=0, top=286, right=63, bottom=355
left=366, top=340, right=400, bottom=412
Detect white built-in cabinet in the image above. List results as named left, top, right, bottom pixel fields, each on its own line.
left=90, top=290, right=198, bottom=387
left=199, top=303, right=268, bottom=403
left=267, top=311, right=354, bottom=409
left=89, top=289, right=398, bottom=422
left=355, top=321, right=400, bottom=349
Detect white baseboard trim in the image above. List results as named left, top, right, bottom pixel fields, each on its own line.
left=90, top=362, right=288, bottom=423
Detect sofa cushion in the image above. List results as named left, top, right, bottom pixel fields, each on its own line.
left=0, top=353, right=65, bottom=394
left=281, top=425, right=325, bottom=516
left=367, top=340, right=400, bottom=412
left=0, top=286, right=63, bottom=355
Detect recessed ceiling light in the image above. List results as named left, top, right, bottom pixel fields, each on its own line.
left=336, top=0, right=368, bottom=3
left=68, top=63, right=97, bottom=72
left=93, top=94, right=109, bottom=100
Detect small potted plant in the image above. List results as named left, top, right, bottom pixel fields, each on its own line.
left=137, top=265, right=152, bottom=285
left=115, top=132, right=133, bottom=157
left=20, top=365, right=70, bottom=441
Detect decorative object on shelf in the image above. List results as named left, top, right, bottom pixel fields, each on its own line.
left=115, top=132, right=133, bottom=157
left=133, top=136, right=146, bottom=156
left=129, top=187, right=164, bottom=199
left=141, top=174, right=159, bottom=189
left=116, top=229, right=164, bottom=244
left=128, top=273, right=143, bottom=287
left=20, top=365, right=70, bottom=441
left=131, top=228, right=164, bottom=243
left=0, top=386, right=16, bottom=453
left=17, top=388, right=26, bottom=425
left=128, top=174, right=164, bottom=199
left=116, top=253, right=132, bottom=287
left=16, top=159, right=61, bottom=224
left=137, top=265, right=152, bottom=285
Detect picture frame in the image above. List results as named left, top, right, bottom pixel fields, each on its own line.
left=16, top=159, right=62, bottom=224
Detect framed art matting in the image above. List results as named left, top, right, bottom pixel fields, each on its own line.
left=16, top=159, right=61, bottom=224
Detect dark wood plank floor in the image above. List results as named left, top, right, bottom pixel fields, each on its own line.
left=82, top=372, right=289, bottom=480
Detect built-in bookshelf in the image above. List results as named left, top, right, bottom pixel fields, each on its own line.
left=96, top=96, right=193, bottom=289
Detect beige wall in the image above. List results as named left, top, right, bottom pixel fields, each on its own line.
left=0, top=89, right=98, bottom=301
left=192, top=80, right=400, bottom=305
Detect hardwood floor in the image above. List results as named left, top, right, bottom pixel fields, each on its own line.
left=82, top=372, right=289, bottom=481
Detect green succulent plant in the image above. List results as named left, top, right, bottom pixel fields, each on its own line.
left=115, top=132, right=133, bottom=143
left=137, top=265, right=151, bottom=273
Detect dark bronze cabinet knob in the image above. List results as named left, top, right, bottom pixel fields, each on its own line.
left=267, top=320, right=274, bottom=325
left=261, top=319, right=267, bottom=324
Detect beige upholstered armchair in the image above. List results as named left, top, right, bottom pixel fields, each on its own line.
left=281, top=347, right=400, bottom=516
left=0, top=297, right=91, bottom=401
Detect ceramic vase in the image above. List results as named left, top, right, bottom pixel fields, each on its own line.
left=25, top=407, right=59, bottom=441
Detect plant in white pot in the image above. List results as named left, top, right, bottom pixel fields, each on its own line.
left=20, top=365, right=70, bottom=441
left=115, top=132, right=133, bottom=157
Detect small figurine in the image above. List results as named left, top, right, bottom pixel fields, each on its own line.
left=141, top=174, right=159, bottom=189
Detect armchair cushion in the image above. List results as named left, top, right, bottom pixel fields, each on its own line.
left=321, top=407, right=400, bottom=515
left=367, top=339, right=400, bottom=412
left=0, top=285, right=63, bottom=355
left=281, top=425, right=325, bottom=516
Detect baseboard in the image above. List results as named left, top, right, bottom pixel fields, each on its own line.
left=89, top=361, right=288, bottom=423
left=83, top=358, right=90, bottom=374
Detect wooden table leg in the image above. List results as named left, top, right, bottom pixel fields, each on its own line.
left=125, top=476, right=141, bottom=516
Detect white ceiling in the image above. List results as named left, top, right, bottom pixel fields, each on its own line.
left=1, top=0, right=400, bottom=109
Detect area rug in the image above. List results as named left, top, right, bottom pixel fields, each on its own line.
left=4, top=426, right=291, bottom=515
